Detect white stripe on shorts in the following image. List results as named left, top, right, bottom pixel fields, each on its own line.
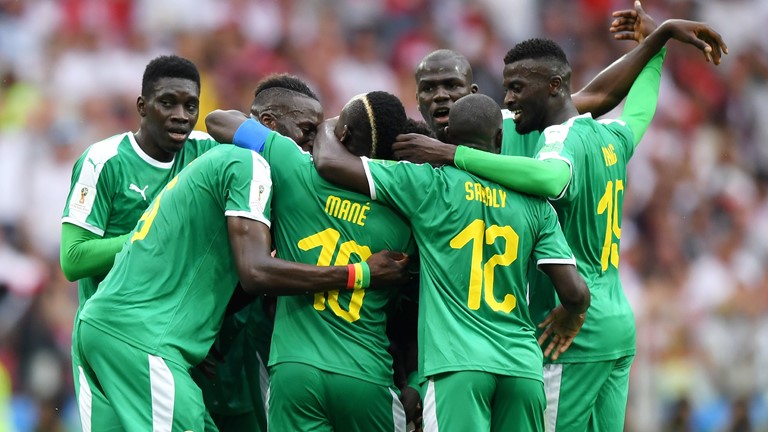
left=257, top=352, right=270, bottom=426
left=390, top=387, right=407, bottom=432
left=544, top=363, right=564, bottom=432
left=422, top=379, right=439, bottom=432
left=78, top=366, right=92, bottom=432
left=148, top=354, right=175, bottom=432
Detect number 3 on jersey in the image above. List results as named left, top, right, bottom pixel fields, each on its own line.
left=450, top=219, right=519, bottom=313
left=298, top=228, right=372, bottom=323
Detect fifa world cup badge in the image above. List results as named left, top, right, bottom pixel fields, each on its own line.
left=79, top=187, right=89, bottom=204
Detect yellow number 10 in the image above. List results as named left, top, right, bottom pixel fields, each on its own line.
left=297, top=228, right=372, bottom=323
left=597, top=179, right=624, bottom=271
left=449, top=219, right=519, bottom=313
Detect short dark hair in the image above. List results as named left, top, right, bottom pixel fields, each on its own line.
left=141, top=55, right=200, bottom=97
left=503, top=38, right=569, bottom=66
left=254, top=73, right=319, bottom=102
left=448, top=93, right=501, bottom=148
left=347, top=91, right=407, bottom=160
left=403, top=118, right=436, bottom=138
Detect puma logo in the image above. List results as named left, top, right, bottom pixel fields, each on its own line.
left=86, top=157, right=103, bottom=172
left=129, top=183, right=149, bottom=201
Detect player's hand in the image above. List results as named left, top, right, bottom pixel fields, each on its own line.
left=537, top=305, right=586, bottom=361
left=658, top=19, right=728, bottom=65
left=400, top=386, right=423, bottom=429
left=610, top=0, right=658, bottom=43
left=366, top=250, right=410, bottom=289
left=196, top=345, right=225, bottom=379
left=393, top=134, right=456, bottom=166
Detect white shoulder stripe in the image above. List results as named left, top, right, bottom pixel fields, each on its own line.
left=501, top=109, right=514, bottom=119
left=188, top=130, right=215, bottom=141
left=78, top=133, right=125, bottom=187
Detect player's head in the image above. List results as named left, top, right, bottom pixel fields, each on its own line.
left=502, top=38, right=572, bottom=135
left=136, top=55, right=201, bottom=159
left=446, top=94, right=502, bottom=154
left=414, top=49, right=479, bottom=141
left=251, top=73, right=323, bottom=151
left=335, top=91, right=407, bottom=161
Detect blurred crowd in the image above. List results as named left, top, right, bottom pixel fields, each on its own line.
left=1, top=0, right=767, bottom=430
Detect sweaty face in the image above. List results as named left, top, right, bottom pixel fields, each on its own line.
left=416, top=57, right=475, bottom=137
left=139, top=77, right=200, bottom=159
left=502, top=60, right=550, bottom=135
left=273, top=96, right=323, bottom=151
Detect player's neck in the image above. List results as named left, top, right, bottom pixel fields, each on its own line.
left=542, top=100, right=579, bottom=131
left=133, top=131, right=175, bottom=163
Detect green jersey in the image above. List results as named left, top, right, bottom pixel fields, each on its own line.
left=261, top=133, right=415, bottom=386
left=365, top=161, right=575, bottom=382
left=79, top=145, right=272, bottom=368
left=500, top=109, right=541, bottom=157
left=529, top=114, right=636, bottom=363
left=62, top=131, right=218, bottom=305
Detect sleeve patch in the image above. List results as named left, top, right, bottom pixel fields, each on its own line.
left=67, top=182, right=98, bottom=222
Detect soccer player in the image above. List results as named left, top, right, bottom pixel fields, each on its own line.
left=309, top=93, right=591, bottom=432
left=73, top=141, right=409, bottom=430
left=60, top=54, right=221, bottom=432
left=383, top=19, right=727, bottom=431
left=192, top=74, right=324, bottom=432
left=206, top=90, right=418, bottom=432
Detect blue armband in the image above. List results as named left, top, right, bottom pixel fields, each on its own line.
left=233, top=118, right=271, bottom=153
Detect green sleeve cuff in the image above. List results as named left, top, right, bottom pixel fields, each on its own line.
left=60, top=223, right=130, bottom=281
left=621, top=47, right=666, bottom=147
left=454, top=146, right=570, bottom=198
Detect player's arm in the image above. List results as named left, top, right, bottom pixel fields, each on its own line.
left=228, top=216, right=407, bottom=295
left=537, top=263, right=590, bottom=361
left=573, top=2, right=727, bottom=117
left=312, top=118, right=371, bottom=196
left=59, top=223, right=130, bottom=281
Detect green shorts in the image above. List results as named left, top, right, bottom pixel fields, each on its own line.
left=75, top=319, right=207, bottom=431
left=543, top=356, right=634, bottom=431
left=422, top=371, right=545, bottom=432
left=268, top=362, right=406, bottom=432
left=71, top=321, right=124, bottom=432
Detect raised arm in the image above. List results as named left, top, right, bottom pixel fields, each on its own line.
left=228, top=216, right=408, bottom=295
left=573, top=1, right=727, bottom=118
left=60, top=223, right=130, bottom=281
left=312, top=118, right=371, bottom=196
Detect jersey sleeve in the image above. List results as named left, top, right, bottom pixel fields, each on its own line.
left=61, top=151, right=116, bottom=236
left=223, top=150, right=273, bottom=227
left=532, top=202, right=576, bottom=267
left=187, top=131, right=220, bottom=157
left=535, top=124, right=577, bottom=201
left=364, top=159, right=434, bottom=219
left=261, top=132, right=309, bottom=187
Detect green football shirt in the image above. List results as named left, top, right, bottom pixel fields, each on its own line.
left=500, top=109, right=541, bottom=157
left=365, top=161, right=575, bottom=382
left=79, top=145, right=272, bottom=368
left=62, top=131, right=219, bottom=306
left=261, top=132, right=415, bottom=386
left=529, top=113, right=637, bottom=363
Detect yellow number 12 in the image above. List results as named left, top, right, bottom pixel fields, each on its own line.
left=450, top=219, right=519, bottom=313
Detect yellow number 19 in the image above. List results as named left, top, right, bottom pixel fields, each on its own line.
left=297, top=228, right=372, bottom=323
left=597, top=179, right=624, bottom=271
left=449, top=219, right=519, bottom=313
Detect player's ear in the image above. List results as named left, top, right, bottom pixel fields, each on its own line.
left=137, top=96, right=147, bottom=117
left=259, top=112, right=277, bottom=130
left=549, top=76, right=563, bottom=96
left=339, top=124, right=351, bottom=144
left=494, top=128, right=503, bottom=154
left=470, top=83, right=479, bottom=94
